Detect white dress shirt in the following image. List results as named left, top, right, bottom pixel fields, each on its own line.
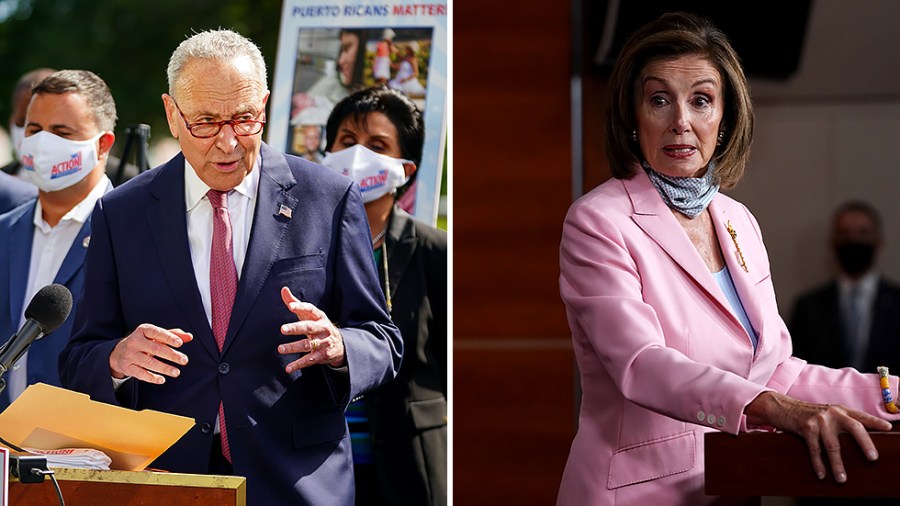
left=111, top=161, right=259, bottom=395
left=10, top=175, right=113, bottom=401
left=184, top=160, right=259, bottom=326
left=184, top=161, right=258, bottom=436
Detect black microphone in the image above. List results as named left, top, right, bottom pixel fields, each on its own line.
left=0, top=284, right=73, bottom=378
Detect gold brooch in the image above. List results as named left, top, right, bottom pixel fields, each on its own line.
left=726, top=221, right=748, bottom=273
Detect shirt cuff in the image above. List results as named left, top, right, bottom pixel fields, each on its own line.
left=111, top=375, right=130, bottom=391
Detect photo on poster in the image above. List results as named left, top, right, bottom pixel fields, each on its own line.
left=288, top=27, right=434, bottom=165
left=270, top=0, right=447, bottom=224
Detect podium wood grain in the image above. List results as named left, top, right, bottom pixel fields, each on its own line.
left=9, top=468, right=246, bottom=505
left=706, top=431, right=900, bottom=497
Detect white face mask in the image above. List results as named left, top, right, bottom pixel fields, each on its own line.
left=321, top=144, right=410, bottom=204
left=20, top=131, right=101, bottom=192
left=9, top=124, right=25, bottom=161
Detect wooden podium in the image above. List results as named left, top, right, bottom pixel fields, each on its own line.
left=9, top=468, right=246, bottom=505
left=706, top=431, right=900, bottom=497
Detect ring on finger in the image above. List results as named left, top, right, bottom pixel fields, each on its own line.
left=310, top=339, right=318, bottom=351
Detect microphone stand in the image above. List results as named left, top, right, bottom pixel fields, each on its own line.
left=0, top=338, right=11, bottom=396
left=0, top=320, right=43, bottom=397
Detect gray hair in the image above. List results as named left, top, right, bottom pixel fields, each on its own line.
left=32, top=70, right=117, bottom=132
left=167, top=29, right=268, bottom=97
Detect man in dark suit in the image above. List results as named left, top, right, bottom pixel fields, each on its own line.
left=0, top=70, right=117, bottom=410
left=790, top=200, right=900, bottom=374
left=0, top=171, right=35, bottom=214
left=59, top=29, right=402, bottom=505
left=322, top=87, right=447, bottom=506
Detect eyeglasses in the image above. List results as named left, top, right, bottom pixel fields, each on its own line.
left=172, top=100, right=266, bottom=139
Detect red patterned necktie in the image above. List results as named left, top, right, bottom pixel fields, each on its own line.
left=208, top=189, right=237, bottom=463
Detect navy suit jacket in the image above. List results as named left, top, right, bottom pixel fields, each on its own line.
left=0, top=198, right=90, bottom=410
left=0, top=172, right=36, bottom=215
left=790, top=277, right=900, bottom=372
left=59, top=144, right=403, bottom=505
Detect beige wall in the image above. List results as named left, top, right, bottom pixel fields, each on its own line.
left=729, top=101, right=900, bottom=318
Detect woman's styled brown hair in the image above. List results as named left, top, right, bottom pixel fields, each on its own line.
left=605, top=12, right=754, bottom=189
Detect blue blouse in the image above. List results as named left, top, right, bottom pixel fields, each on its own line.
left=713, top=265, right=759, bottom=351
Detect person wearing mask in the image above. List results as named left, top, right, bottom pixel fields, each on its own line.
left=557, top=12, right=900, bottom=505
left=322, top=86, right=447, bottom=506
left=5, top=68, right=138, bottom=187
left=59, top=29, right=402, bottom=505
left=0, top=69, right=117, bottom=409
left=0, top=69, right=56, bottom=214
left=790, top=201, right=900, bottom=373
left=3, top=68, right=56, bottom=177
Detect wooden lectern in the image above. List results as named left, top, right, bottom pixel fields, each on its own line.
left=9, top=468, right=246, bottom=506
left=706, top=431, right=900, bottom=497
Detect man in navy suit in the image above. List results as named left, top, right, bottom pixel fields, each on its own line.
left=0, top=70, right=117, bottom=410
left=59, top=29, right=402, bottom=505
left=790, top=200, right=900, bottom=373
left=0, top=171, right=35, bottom=214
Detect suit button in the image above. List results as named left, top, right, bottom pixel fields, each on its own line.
left=200, top=422, right=212, bottom=434
left=706, top=414, right=716, bottom=425
left=218, top=363, right=231, bottom=375
left=717, top=416, right=726, bottom=427
left=696, top=411, right=706, bottom=422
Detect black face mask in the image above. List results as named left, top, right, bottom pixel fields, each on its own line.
left=835, top=242, right=875, bottom=276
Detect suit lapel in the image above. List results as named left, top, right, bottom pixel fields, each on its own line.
left=55, top=183, right=115, bottom=287
left=386, top=208, right=417, bottom=300
left=7, top=204, right=36, bottom=325
left=224, top=144, right=297, bottom=352
left=625, top=173, right=725, bottom=309
left=52, top=220, right=91, bottom=287
left=709, top=198, right=768, bottom=343
left=146, top=156, right=219, bottom=359
left=625, top=172, right=756, bottom=345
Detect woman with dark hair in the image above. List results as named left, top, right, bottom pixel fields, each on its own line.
left=323, top=86, right=447, bottom=506
left=558, top=12, right=899, bottom=505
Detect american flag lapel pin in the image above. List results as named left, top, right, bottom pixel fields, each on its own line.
left=278, top=204, right=292, bottom=219
left=726, top=221, right=748, bottom=273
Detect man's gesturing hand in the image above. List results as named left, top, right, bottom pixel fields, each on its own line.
left=278, top=286, right=346, bottom=372
left=109, top=323, right=192, bottom=384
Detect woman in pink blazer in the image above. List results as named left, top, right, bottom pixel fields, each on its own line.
left=558, top=12, right=899, bottom=505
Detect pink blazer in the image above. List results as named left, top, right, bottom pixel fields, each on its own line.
left=557, top=169, right=899, bottom=505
